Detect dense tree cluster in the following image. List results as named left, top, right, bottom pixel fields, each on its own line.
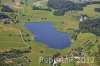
left=1, top=5, right=14, bottom=12
left=53, top=10, right=65, bottom=16
left=0, top=13, right=9, bottom=19
left=47, top=0, right=100, bottom=16
left=94, top=8, right=100, bottom=12
left=33, top=6, right=52, bottom=11
left=79, top=18, right=100, bottom=36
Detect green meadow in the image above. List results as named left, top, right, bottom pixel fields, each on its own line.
left=0, top=0, right=100, bottom=66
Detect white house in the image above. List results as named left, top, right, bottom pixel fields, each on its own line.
left=79, top=14, right=88, bottom=21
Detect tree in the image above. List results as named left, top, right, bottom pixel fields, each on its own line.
left=94, top=8, right=100, bottom=12
left=28, top=47, right=32, bottom=52
left=40, top=50, right=43, bottom=53
left=1, top=5, right=14, bottom=12
left=53, top=52, right=60, bottom=58
left=53, top=10, right=65, bottom=16
left=0, top=13, right=9, bottom=19
left=57, top=62, right=61, bottom=66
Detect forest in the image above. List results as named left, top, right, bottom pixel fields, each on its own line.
left=47, top=0, right=100, bottom=16
left=79, top=18, right=100, bottom=36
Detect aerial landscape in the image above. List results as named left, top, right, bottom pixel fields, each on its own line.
left=0, top=0, right=100, bottom=66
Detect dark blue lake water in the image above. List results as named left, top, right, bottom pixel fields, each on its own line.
left=25, top=22, right=71, bottom=49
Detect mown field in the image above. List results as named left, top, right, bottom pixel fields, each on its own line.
left=0, top=26, right=26, bottom=51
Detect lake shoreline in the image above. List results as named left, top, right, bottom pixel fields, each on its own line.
left=25, top=22, right=72, bottom=49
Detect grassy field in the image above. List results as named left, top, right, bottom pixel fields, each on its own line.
left=0, top=26, right=26, bottom=51
left=0, top=0, right=100, bottom=66
left=77, top=4, right=100, bottom=19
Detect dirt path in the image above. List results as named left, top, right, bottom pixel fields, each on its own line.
left=20, top=30, right=52, bottom=56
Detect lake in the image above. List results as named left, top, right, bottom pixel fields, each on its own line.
left=25, top=22, right=71, bottom=49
